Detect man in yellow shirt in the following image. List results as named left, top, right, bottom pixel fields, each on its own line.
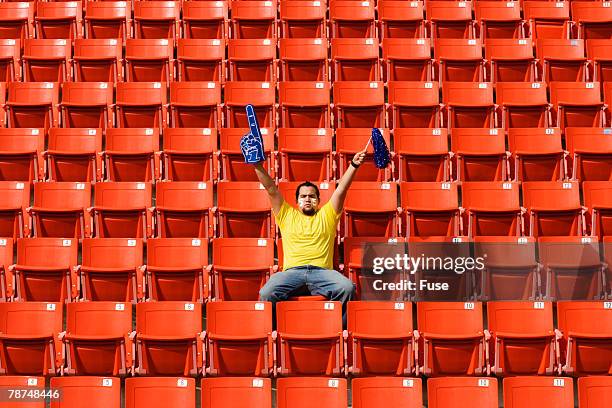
left=253, top=150, right=366, bottom=326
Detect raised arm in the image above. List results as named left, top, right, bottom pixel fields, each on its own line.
left=330, top=149, right=367, bottom=214
left=253, top=162, right=284, bottom=214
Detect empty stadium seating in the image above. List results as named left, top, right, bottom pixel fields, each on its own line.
left=352, top=377, right=423, bottom=408
left=50, top=376, right=121, bottom=408
left=45, top=128, right=102, bottom=182
left=201, top=377, right=271, bottom=408
left=504, top=376, right=574, bottom=408
left=277, top=377, right=347, bottom=408
left=428, top=377, right=498, bottom=408
left=103, top=128, right=160, bottom=182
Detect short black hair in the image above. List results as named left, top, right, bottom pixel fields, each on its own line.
left=295, top=181, right=320, bottom=202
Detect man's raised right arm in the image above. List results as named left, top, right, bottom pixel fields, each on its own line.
left=253, top=163, right=284, bottom=214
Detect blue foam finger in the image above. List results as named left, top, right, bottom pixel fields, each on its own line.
left=246, top=104, right=263, bottom=140
left=242, top=104, right=265, bottom=164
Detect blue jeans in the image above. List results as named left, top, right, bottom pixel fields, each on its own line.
left=259, top=265, right=355, bottom=328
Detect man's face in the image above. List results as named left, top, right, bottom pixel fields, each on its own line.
left=297, top=186, right=319, bottom=216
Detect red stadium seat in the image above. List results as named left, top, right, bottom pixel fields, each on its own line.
left=280, top=38, right=329, bottom=81
left=133, top=1, right=180, bottom=40
left=388, top=81, right=442, bottom=129
left=35, top=1, right=82, bottom=40
left=6, top=82, right=59, bottom=132
left=50, top=377, right=121, bottom=408
left=333, top=81, right=385, bottom=128
left=45, top=128, right=102, bottom=182
left=0, top=128, right=44, bottom=183
left=347, top=301, right=416, bottom=375
left=522, top=181, right=585, bottom=238
left=565, top=127, right=612, bottom=181
left=488, top=301, right=559, bottom=375
left=206, top=301, right=274, bottom=376
left=587, top=39, right=612, bottom=82
left=0, top=2, right=34, bottom=44
left=475, top=1, right=524, bottom=41
left=280, top=1, right=326, bottom=39
left=538, top=236, right=603, bottom=300
left=73, top=38, right=123, bottom=82
left=28, top=181, right=90, bottom=239
left=103, top=128, right=160, bottom=182
left=428, top=377, right=497, bottom=408
left=557, top=301, right=612, bottom=375
left=0, top=302, right=62, bottom=375
left=79, top=238, right=145, bottom=302
left=10, top=238, right=77, bottom=302
left=211, top=238, right=274, bottom=301
left=277, top=377, right=347, bottom=408
left=115, top=82, right=167, bottom=131
left=336, top=128, right=393, bottom=182
left=125, top=377, right=196, bottom=408
left=330, top=0, right=376, bottom=39
left=451, top=128, right=508, bottom=181
left=0, top=39, right=20, bottom=82
left=125, top=39, right=174, bottom=83
left=134, top=302, right=204, bottom=376
left=60, top=82, right=114, bottom=129
left=228, top=39, right=276, bottom=82
left=177, top=39, right=225, bottom=83
left=0, top=376, right=45, bottom=408
left=401, top=182, right=462, bottom=238
left=90, top=182, right=153, bottom=239
left=443, top=82, right=497, bottom=128
left=524, top=1, right=570, bottom=40
left=583, top=181, right=612, bottom=239
left=146, top=237, right=210, bottom=302
left=0, top=182, right=29, bottom=242
left=154, top=181, right=213, bottom=239
left=277, top=128, right=333, bottom=181
left=215, top=182, right=274, bottom=238
left=426, top=1, right=475, bottom=40
left=62, top=302, right=134, bottom=375
left=394, top=128, right=450, bottom=182
left=572, top=2, right=612, bottom=40
left=382, top=38, right=434, bottom=82
left=161, top=128, right=218, bottom=182
left=537, top=39, right=589, bottom=83
left=224, top=81, right=276, bottom=128
left=230, top=0, right=277, bottom=39
left=219, top=128, right=275, bottom=181
left=417, top=302, right=487, bottom=375
left=504, top=376, right=574, bottom=408
left=332, top=38, right=381, bottom=81
left=201, top=377, right=271, bottom=408
left=550, top=82, right=606, bottom=131
left=435, top=38, right=485, bottom=82
left=279, top=81, right=331, bottom=128
left=508, top=127, right=565, bottom=181
left=473, top=236, right=539, bottom=301
left=353, top=377, right=423, bottom=408
left=578, top=376, right=612, bottom=408
left=182, top=1, right=228, bottom=40
left=276, top=301, right=345, bottom=376
left=343, top=182, right=399, bottom=238
left=379, top=0, right=425, bottom=39
left=84, top=1, right=131, bottom=41
left=496, top=82, right=551, bottom=129
left=22, top=39, right=70, bottom=83
left=462, top=181, right=522, bottom=237
left=486, top=39, right=537, bottom=83
left=169, top=82, right=221, bottom=129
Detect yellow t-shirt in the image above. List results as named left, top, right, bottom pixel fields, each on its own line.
left=275, top=201, right=340, bottom=271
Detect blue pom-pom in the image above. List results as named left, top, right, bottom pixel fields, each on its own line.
left=371, top=128, right=390, bottom=169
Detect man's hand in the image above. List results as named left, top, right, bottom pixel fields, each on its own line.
left=352, top=149, right=367, bottom=167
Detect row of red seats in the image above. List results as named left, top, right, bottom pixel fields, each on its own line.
left=2, top=375, right=608, bottom=408
left=2, top=80, right=612, bottom=134
left=2, top=181, right=612, bottom=241
left=1, top=180, right=611, bottom=242
left=6, top=38, right=612, bottom=84
left=4, top=0, right=612, bottom=42
left=2, top=234, right=610, bottom=302
left=0, top=300, right=610, bottom=377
